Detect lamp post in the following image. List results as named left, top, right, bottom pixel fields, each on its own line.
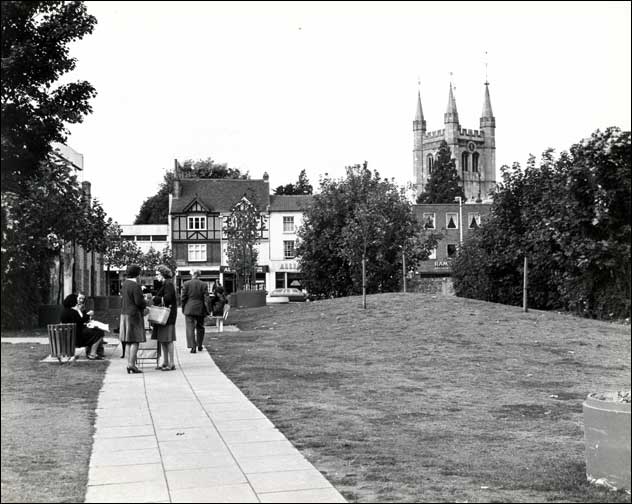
left=454, top=196, right=463, bottom=246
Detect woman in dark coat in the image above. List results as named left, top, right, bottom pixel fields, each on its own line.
left=210, top=282, right=227, bottom=332
left=60, top=293, right=104, bottom=359
left=119, top=264, right=147, bottom=373
left=152, top=264, right=178, bottom=371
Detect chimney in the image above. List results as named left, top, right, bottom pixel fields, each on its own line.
left=173, top=179, right=181, bottom=199
left=263, top=171, right=269, bottom=182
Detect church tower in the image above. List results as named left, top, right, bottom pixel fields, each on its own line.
left=413, top=80, right=496, bottom=202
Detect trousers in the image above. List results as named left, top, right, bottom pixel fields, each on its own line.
left=185, top=315, right=205, bottom=349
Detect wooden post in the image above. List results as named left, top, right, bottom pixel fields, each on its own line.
left=362, top=253, right=366, bottom=309
left=523, top=256, right=528, bottom=312
left=402, top=249, right=407, bottom=293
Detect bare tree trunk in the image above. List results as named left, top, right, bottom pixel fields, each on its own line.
left=57, top=250, right=63, bottom=304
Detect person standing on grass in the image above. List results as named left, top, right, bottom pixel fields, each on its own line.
left=181, top=268, right=209, bottom=353
left=119, top=264, right=147, bottom=374
left=152, top=265, right=178, bottom=371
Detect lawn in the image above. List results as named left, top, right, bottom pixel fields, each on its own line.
left=1, top=343, right=108, bottom=503
left=208, top=292, right=631, bottom=503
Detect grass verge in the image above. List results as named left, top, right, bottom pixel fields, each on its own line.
left=1, top=343, right=108, bottom=503
left=208, top=292, right=631, bottom=503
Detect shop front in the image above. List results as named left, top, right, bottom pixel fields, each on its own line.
left=270, top=260, right=303, bottom=290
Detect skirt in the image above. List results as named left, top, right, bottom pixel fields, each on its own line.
left=154, top=324, right=176, bottom=343
left=119, top=313, right=146, bottom=343
left=77, top=327, right=103, bottom=348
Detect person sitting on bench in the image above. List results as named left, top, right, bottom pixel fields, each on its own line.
left=60, top=294, right=104, bottom=360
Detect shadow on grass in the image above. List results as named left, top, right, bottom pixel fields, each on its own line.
left=1, top=343, right=108, bottom=503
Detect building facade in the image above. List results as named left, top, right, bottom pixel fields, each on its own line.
left=168, top=164, right=271, bottom=295
left=267, top=195, right=312, bottom=290
left=413, top=81, right=496, bottom=202
left=104, top=224, right=169, bottom=295
left=413, top=202, right=491, bottom=274
left=47, top=145, right=107, bottom=303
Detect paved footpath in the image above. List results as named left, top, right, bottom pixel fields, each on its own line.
left=84, top=315, right=346, bottom=503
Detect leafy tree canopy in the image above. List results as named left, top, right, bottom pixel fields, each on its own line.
left=225, top=190, right=265, bottom=290
left=1, top=1, right=97, bottom=194
left=452, top=127, right=631, bottom=320
left=297, top=162, right=438, bottom=298
left=273, top=169, right=313, bottom=195
left=135, top=157, right=249, bottom=224
left=416, top=140, right=466, bottom=204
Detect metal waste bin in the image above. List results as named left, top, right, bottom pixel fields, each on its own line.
left=47, top=323, right=76, bottom=363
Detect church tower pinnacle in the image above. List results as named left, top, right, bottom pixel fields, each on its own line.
left=413, top=84, right=426, bottom=190
left=444, top=82, right=459, bottom=125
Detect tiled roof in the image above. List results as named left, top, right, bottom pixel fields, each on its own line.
left=171, top=179, right=270, bottom=214
left=269, top=195, right=314, bottom=212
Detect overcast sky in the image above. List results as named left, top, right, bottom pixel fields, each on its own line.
left=62, top=1, right=631, bottom=224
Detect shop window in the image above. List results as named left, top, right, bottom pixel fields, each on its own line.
left=447, top=244, right=457, bottom=258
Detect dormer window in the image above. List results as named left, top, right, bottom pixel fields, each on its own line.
left=188, top=215, right=206, bottom=230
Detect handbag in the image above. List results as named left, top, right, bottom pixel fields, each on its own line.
left=147, top=303, right=170, bottom=325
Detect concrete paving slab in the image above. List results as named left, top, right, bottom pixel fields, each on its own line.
left=259, top=487, right=348, bottom=503
left=169, top=483, right=258, bottom=503
left=165, top=465, right=246, bottom=489
left=228, top=440, right=302, bottom=459
left=162, top=451, right=237, bottom=471
left=89, top=447, right=162, bottom=467
left=239, top=453, right=316, bottom=474
left=212, top=417, right=275, bottom=432
left=94, top=425, right=155, bottom=439
left=220, top=428, right=287, bottom=444
left=247, top=468, right=333, bottom=494
left=91, top=435, right=158, bottom=453
left=87, top=463, right=164, bottom=486
left=85, top=479, right=169, bottom=503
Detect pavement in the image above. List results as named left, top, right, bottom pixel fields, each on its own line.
left=78, top=315, right=347, bottom=503
left=2, top=321, right=346, bottom=502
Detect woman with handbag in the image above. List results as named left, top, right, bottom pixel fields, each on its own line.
left=151, top=264, right=178, bottom=371
left=119, top=264, right=147, bottom=374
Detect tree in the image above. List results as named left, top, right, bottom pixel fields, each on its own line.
left=135, top=158, right=249, bottom=224
left=274, top=169, right=313, bottom=195
left=416, top=140, right=466, bottom=204
left=452, top=127, right=631, bottom=320
left=1, top=154, right=112, bottom=326
left=1, top=1, right=97, bottom=194
left=101, top=223, right=142, bottom=278
left=297, top=162, right=438, bottom=299
left=225, top=190, right=265, bottom=290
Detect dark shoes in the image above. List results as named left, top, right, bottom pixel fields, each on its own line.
left=160, top=365, right=176, bottom=371
left=126, top=365, right=142, bottom=374
left=197, top=346, right=203, bottom=351
left=87, top=355, right=105, bottom=360
left=190, top=348, right=196, bottom=353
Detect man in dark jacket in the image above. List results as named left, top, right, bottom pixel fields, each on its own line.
left=181, top=268, right=209, bottom=353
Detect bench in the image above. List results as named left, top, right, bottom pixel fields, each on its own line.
left=47, top=323, right=77, bottom=363
left=209, top=304, right=230, bottom=332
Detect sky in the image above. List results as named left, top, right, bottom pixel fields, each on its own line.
left=62, top=1, right=632, bottom=224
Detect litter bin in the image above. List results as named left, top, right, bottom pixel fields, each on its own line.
left=47, top=323, right=76, bottom=363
